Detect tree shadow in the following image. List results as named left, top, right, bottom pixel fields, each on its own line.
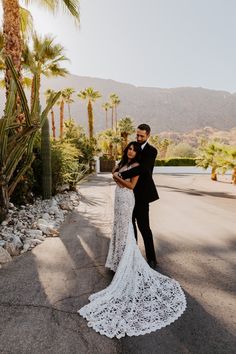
left=155, top=235, right=236, bottom=295
left=0, top=209, right=120, bottom=354
left=156, top=184, right=236, bottom=199
left=120, top=235, right=236, bottom=353
left=120, top=289, right=236, bottom=354
left=81, top=174, right=114, bottom=187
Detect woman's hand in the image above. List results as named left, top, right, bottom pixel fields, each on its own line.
left=113, top=172, right=124, bottom=188
left=113, top=172, right=119, bottom=179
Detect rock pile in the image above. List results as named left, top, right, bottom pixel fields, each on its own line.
left=0, top=191, right=80, bottom=267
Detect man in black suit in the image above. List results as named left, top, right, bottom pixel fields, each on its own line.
left=115, top=124, right=159, bottom=269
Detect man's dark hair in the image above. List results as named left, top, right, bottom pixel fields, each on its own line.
left=138, top=123, right=151, bottom=134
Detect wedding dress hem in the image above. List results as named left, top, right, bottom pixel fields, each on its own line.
left=78, top=290, right=186, bottom=339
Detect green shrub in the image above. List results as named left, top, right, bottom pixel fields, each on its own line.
left=155, top=158, right=196, bottom=166
left=51, top=141, right=87, bottom=193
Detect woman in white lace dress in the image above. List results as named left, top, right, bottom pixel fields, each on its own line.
left=78, top=142, right=186, bottom=338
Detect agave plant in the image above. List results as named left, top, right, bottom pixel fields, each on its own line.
left=0, top=56, right=60, bottom=222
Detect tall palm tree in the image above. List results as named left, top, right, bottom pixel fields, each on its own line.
left=1, top=0, right=79, bottom=92
left=63, top=87, right=75, bottom=119
left=2, top=0, right=22, bottom=90
left=23, top=34, right=68, bottom=198
left=102, top=102, right=110, bottom=130
left=56, top=89, right=68, bottom=139
left=45, top=89, right=56, bottom=139
left=22, top=33, right=69, bottom=109
left=118, top=116, right=135, bottom=149
left=110, top=93, right=120, bottom=131
left=78, top=87, right=102, bottom=141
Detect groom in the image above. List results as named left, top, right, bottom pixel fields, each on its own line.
left=116, top=123, right=159, bottom=269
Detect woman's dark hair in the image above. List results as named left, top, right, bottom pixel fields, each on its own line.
left=119, top=141, right=142, bottom=168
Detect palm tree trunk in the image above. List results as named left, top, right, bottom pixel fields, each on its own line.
left=41, top=118, right=52, bottom=199
left=114, top=105, right=117, bottom=132
left=2, top=0, right=22, bottom=95
left=232, top=167, right=236, bottom=184
left=211, top=166, right=217, bottom=181
left=51, top=110, right=56, bottom=139
left=111, top=106, right=114, bottom=130
left=105, top=109, right=108, bottom=130
left=60, top=100, right=64, bottom=139
left=88, top=100, right=94, bottom=140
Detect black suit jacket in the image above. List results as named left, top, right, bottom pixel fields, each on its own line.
left=120, top=143, right=159, bottom=204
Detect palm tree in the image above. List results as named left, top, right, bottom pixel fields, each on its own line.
left=110, top=93, right=120, bottom=131
left=102, top=102, right=110, bottom=130
left=22, top=33, right=69, bottom=109
left=118, top=116, right=135, bottom=149
left=97, top=129, right=121, bottom=160
left=23, top=34, right=68, bottom=198
left=56, top=89, right=68, bottom=140
left=2, top=0, right=22, bottom=90
left=196, top=141, right=224, bottom=181
left=216, top=145, right=236, bottom=184
left=1, top=0, right=79, bottom=92
left=45, top=89, right=56, bottom=139
left=78, top=87, right=102, bottom=141
left=63, top=87, right=75, bottom=119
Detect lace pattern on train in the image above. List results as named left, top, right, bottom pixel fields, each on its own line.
left=79, top=186, right=186, bottom=338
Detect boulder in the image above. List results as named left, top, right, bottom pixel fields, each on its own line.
left=0, top=247, right=12, bottom=264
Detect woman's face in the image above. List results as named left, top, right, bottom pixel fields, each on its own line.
left=127, top=145, right=137, bottom=160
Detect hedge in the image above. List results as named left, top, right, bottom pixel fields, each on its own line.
left=155, top=158, right=196, bottom=166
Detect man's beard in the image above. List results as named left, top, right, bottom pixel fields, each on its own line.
left=137, top=140, right=147, bottom=146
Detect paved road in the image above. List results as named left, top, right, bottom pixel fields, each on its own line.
left=0, top=174, right=235, bottom=354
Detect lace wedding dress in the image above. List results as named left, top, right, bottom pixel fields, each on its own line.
left=78, top=185, right=186, bottom=339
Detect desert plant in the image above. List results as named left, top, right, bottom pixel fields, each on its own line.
left=0, top=56, right=60, bottom=221
left=51, top=140, right=86, bottom=193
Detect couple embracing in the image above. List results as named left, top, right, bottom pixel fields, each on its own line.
left=79, top=124, right=186, bottom=339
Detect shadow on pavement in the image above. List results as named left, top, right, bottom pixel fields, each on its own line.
left=121, top=289, right=236, bottom=354
left=157, top=184, right=236, bottom=199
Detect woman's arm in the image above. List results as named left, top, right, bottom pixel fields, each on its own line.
left=113, top=172, right=139, bottom=190
left=112, top=164, right=120, bottom=174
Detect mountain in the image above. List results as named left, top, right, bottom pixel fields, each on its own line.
left=0, top=74, right=236, bottom=134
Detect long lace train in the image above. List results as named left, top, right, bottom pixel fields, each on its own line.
left=78, top=186, right=186, bottom=338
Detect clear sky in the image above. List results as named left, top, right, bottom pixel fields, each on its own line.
left=3, top=0, right=236, bottom=92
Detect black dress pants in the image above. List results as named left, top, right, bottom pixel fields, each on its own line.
left=132, top=202, right=157, bottom=263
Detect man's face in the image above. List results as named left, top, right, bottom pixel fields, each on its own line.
left=136, top=129, right=149, bottom=144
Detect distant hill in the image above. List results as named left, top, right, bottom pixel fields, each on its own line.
left=0, top=74, right=236, bottom=134
left=158, top=127, right=236, bottom=147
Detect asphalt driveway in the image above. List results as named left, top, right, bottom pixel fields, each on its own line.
left=0, top=173, right=235, bottom=354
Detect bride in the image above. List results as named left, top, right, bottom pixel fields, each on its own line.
left=78, top=142, right=186, bottom=339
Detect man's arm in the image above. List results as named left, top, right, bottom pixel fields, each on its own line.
left=119, top=146, right=157, bottom=179
left=141, top=147, right=157, bottom=173
left=118, top=165, right=141, bottom=180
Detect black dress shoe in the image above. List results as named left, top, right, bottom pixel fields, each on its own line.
left=148, top=260, right=158, bottom=270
